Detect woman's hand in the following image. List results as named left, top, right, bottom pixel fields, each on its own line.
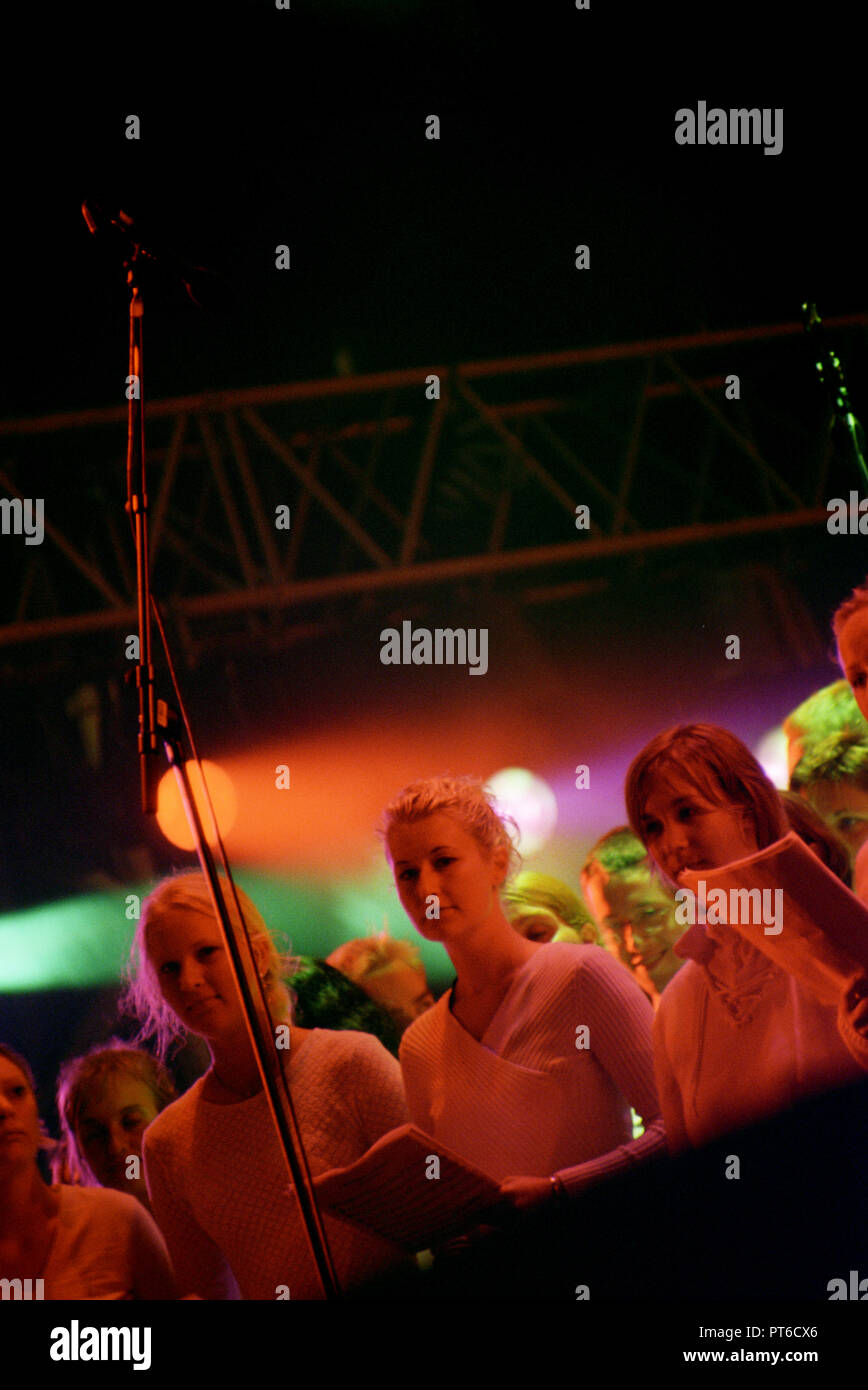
left=489, top=1174, right=557, bottom=1225
left=427, top=1178, right=557, bottom=1263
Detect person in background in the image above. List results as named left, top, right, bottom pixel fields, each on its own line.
left=789, top=729, right=868, bottom=861
left=780, top=787, right=853, bottom=884
left=834, top=577, right=868, bottom=901
left=0, top=1043, right=176, bottom=1300
left=53, top=1042, right=175, bottom=1213
left=504, top=870, right=599, bottom=945
left=581, top=827, right=684, bottom=1006
left=326, top=934, right=435, bottom=1035
left=834, top=577, right=868, bottom=725
left=288, top=957, right=401, bottom=1056
left=783, top=678, right=865, bottom=779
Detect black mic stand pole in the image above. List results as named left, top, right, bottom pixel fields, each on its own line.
left=159, top=706, right=340, bottom=1300
left=125, top=252, right=158, bottom=815
left=119, top=232, right=340, bottom=1299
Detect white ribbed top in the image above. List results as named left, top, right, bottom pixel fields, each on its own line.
left=400, top=943, right=665, bottom=1192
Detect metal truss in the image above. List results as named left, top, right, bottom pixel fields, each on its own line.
left=2, top=314, right=866, bottom=664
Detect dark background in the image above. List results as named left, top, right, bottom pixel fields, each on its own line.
left=2, top=2, right=867, bottom=1312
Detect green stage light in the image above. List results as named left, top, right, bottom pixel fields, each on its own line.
left=0, top=891, right=143, bottom=993
left=0, top=871, right=454, bottom=996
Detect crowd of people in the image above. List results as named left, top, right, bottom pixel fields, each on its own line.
left=4, top=576, right=868, bottom=1299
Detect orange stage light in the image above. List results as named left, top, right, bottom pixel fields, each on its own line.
left=156, top=759, right=238, bottom=850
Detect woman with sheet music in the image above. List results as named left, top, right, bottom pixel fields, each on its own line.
left=382, top=775, right=665, bottom=1218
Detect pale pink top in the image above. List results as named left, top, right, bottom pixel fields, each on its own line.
left=654, top=925, right=866, bottom=1151
left=400, top=943, right=665, bottom=1193
left=42, top=1185, right=176, bottom=1299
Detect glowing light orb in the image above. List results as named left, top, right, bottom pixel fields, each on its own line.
left=488, top=767, right=558, bottom=856
left=755, top=726, right=789, bottom=790
left=156, top=760, right=238, bottom=850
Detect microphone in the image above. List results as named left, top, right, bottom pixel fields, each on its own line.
left=81, top=199, right=231, bottom=309
left=81, top=200, right=138, bottom=239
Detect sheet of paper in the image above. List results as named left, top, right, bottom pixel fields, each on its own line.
left=679, top=832, right=868, bottom=1004
left=313, top=1123, right=502, bottom=1249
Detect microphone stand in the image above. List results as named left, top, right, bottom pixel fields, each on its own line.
left=801, top=301, right=868, bottom=491
left=116, top=224, right=340, bottom=1299
left=125, top=254, right=158, bottom=815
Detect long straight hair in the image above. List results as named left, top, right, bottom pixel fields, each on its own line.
left=625, top=724, right=788, bottom=851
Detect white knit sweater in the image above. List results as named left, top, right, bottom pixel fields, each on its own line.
left=143, top=1028, right=411, bottom=1299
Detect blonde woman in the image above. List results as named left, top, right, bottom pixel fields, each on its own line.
left=124, top=871, right=410, bottom=1299
left=382, top=776, right=664, bottom=1218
